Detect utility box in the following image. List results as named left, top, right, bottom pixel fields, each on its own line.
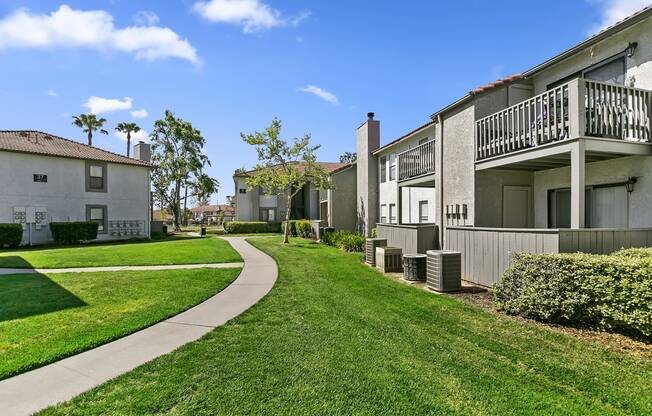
left=365, top=238, right=387, bottom=266
left=403, top=254, right=427, bottom=281
left=376, top=246, right=403, bottom=273
left=426, top=250, right=462, bottom=292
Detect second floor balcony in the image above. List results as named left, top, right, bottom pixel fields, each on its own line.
left=397, top=139, right=435, bottom=184
left=475, top=78, right=652, bottom=163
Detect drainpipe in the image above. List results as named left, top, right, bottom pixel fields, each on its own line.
left=437, top=114, right=445, bottom=249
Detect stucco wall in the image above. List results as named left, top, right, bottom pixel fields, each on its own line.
left=533, top=155, right=652, bottom=228
left=329, top=165, right=357, bottom=230
left=356, top=119, right=380, bottom=235
left=532, top=17, right=652, bottom=93
left=0, top=152, right=150, bottom=244
left=474, top=169, right=534, bottom=227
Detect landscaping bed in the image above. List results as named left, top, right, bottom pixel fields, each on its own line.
left=42, top=237, right=652, bottom=415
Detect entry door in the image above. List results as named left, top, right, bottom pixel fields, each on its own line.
left=320, top=201, right=329, bottom=225
left=503, top=186, right=531, bottom=228
left=591, top=186, right=628, bottom=228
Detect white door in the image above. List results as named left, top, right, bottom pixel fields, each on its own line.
left=503, top=186, right=531, bottom=228
left=591, top=186, right=628, bottom=228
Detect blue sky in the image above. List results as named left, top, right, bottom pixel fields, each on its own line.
left=0, top=0, right=648, bottom=203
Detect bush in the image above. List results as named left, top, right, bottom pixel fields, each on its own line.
left=49, top=222, right=99, bottom=245
left=283, top=220, right=297, bottom=237
left=321, top=230, right=365, bottom=252
left=223, top=221, right=282, bottom=234
left=494, top=252, right=652, bottom=338
left=612, top=247, right=652, bottom=260
left=0, top=223, right=22, bottom=248
left=281, top=220, right=314, bottom=238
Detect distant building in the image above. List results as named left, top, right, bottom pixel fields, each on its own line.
left=190, top=204, right=235, bottom=224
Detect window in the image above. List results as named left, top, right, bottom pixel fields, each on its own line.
left=260, top=208, right=276, bottom=222
left=389, top=203, right=396, bottom=223
left=86, top=205, right=107, bottom=234
left=239, top=188, right=247, bottom=194
left=418, top=200, right=429, bottom=223
left=389, top=153, right=396, bottom=181
left=85, top=161, right=107, bottom=192
left=380, top=157, right=387, bottom=183
left=380, top=204, right=387, bottom=223
left=583, top=56, right=626, bottom=85
left=418, top=137, right=429, bottom=145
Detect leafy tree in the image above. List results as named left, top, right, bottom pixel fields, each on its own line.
left=72, top=114, right=108, bottom=146
left=339, top=151, right=357, bottom=164
left=115, top=122, right=141, bottom=157
left=241, top=118, right=333, bottom=244
left=150, top=110, right=219, bottom=231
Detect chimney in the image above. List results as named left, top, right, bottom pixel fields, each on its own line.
left=356, top=112, right=380, bottom=236
left=134, top=141, right=151, bottom=162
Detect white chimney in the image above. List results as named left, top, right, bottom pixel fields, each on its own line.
left=356, top=112, right=380, bottom=236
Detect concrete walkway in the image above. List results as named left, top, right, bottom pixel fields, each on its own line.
left=0, top=262, right=244, bottom=275
left=0, top=237, right=277, bottom=416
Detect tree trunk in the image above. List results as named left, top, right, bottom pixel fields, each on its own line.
left=183, top=185, right=189, bottom=226
left=127, top=132, right=131, bottom=157
left=173, top=182, right=182, bottom=232
left=283, top=193, right=292, bottom=244
left=87, top=131, right=93, bottom=146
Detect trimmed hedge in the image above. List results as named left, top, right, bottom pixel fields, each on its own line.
left=322, top=230, right=365, bottom=252
left=223, top=221, right=282, bottom=234
left=50, top=222, right=99, bottom=245
left=0, top=223, right=22, bottom=248
left=282, top=220, right=314, bottom=238
left=494, top=252, right=652, bottom=338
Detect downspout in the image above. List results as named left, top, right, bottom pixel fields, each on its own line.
left=437, top=114, right=445, bottom=249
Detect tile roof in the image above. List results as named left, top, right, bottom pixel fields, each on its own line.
left=0, top=130, right=151, bottom=167
left=372, top=120, right=435, bottom=155
left=470, top=74, right=523, bottom=95
left=190, top=204, right=235, bottom=213
left=234, top=161, right=348, bottom=177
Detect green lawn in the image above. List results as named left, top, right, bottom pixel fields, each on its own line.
left=42, top=238, right=652, bottom=415
left=0, top=267, right=241, bottom=380
left=0, top=236, right=241, bottom=268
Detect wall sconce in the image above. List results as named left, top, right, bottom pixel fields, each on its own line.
left=627, top=41, right=638, bottom=57
left=625, top=176, right=638, bottom=193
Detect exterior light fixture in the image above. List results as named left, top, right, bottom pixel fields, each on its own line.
left=627, top=42, right=638, bottom=57
left=625, top=177, right=638, bottom=193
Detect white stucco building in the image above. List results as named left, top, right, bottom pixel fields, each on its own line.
left=0, top=130, right=152, bottom=245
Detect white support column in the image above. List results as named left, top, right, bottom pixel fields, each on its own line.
left=397, top=184, right=403, bottom=225
left=570, top=139, right=586, bottom=228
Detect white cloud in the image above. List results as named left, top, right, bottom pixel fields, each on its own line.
left=0, top=5, right=200, bottom=65
left=44, top=89, right=57, bottom=97
left=133, top=11, right=159, bottom=26
left=131, top=108, right=148, bottom=118
left=192, top=0, right=309, bottom=33
left=83, top=96, right=133, bottom=114
left=588, top=0, right=650, bottom=33
left=115, top=129, right=149, bottom=143
left=300, top=85, right=339, bottom=106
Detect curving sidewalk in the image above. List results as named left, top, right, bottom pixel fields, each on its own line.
left=0, top=237, right=277, bottom=416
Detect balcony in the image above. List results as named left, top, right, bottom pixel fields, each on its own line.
left=397, top=139, right=435, bottom=184
left=475, top=78, right=652, bottom=164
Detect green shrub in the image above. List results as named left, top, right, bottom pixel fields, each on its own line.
left=0, top=223, right=22, bottom=248
left=49, top=222, right=99, bottom=245
left=371, top=228, right=378, bottom=238
left=494, top=252, right=652, bottom=338
left=321, top=230, right=365, bottom=252
left=613, top=247, right=652, bottom=260
left=223, top=221, right=282, bottom=234
left=295, top=220, right=314, bottom=238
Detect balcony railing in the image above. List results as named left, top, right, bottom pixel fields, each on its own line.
left=475, top=78, right=652, bottom=160
left=397, top=139, right=435, bottom=181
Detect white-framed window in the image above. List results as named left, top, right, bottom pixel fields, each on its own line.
left=389, top=203, right=396, bottom=223
left=380, top=204, right=387, bottom=223
left=418, top=200, right=429, bottom=223
left=389, top=154, right=396, bottom=181
left=380, top=156, right=387, bottom=183
left=86, top=205, right=107, bottom=234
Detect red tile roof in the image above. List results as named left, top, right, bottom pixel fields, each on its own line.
left=190, top=204, right=235, bottom=213
left=0, top=130, right=151, bottom=167
left=470, top=74, right=523, bottom=95
left=234, top=161, right=348, bottom=177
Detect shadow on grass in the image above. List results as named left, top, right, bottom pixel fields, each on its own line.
left=0, top=271, right=86, bottom=322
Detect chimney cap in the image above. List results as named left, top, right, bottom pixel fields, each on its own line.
left=367, top=112, right=375, bottom=120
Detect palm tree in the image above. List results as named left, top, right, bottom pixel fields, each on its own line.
left=72, top=114, right=108, bottom=146
left=115, top=122, right=141, bottom=157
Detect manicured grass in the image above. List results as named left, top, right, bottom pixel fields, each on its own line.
left=42, top=238, right=652, bottom=415
left=0, top=267, right=241, bottom=380
left=0, top=236, right=241, bottom=268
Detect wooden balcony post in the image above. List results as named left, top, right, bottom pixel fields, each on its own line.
left=570, top=139, right=586, bottom=228
left=568, top=78, right=586, bottom=138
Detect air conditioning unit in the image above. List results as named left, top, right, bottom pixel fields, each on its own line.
left=403, top=254, right=427, bottom=281
left=426, top=250, right=461, bottom=292
left=376, top=246, right=403, bottom=273
left=365, top=238, right=387, bottom=266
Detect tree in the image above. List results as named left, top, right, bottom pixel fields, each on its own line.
left=115, top=122, right=141, bottom=157
left=339, top=151, right=357, bottom=164
left=150, top=110, right=219, bottom=231
left=241, top=118, right=333, bottom=244
left=72, top=114, right=108, bottom=146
